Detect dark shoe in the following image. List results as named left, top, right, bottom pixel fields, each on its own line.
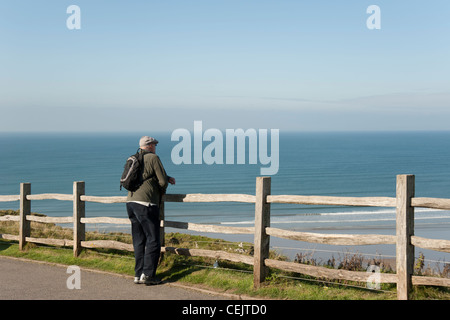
left=145, top=277, right=163, bottom=286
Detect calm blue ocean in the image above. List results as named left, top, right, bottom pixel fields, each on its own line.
left=1, top=131, right=449, bottom=261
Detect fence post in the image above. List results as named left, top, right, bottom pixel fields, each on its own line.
left=19, top=183, right=31, bottom=251
left=254, top=176, right=271, bottom=289
left=396, top=174, right=415, bottom=300
left=73, top=181, right=85, bottom=257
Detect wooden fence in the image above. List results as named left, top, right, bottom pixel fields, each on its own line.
left=1, top=175, right=449, bottom=300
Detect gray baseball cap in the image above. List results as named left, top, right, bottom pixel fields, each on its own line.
left=139, top=136, right=159, bottom=147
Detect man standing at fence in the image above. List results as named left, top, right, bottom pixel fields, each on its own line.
left=126, top=136, right=175, bottom=285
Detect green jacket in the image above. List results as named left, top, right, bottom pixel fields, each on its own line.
left=127, top=151, right=168, bottom=205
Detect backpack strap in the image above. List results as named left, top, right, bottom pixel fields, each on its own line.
left=137, top=149, right=156, bottom=184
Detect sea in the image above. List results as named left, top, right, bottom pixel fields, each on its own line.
left=1, top=131, right=449, bottom=266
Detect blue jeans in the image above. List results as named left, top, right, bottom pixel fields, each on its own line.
left=126, top=202, right=161, bottom=278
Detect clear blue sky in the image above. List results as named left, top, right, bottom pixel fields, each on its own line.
left=1, top=1, right=449, bottom=132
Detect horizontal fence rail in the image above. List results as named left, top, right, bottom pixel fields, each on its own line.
left=265, top=227, right=398, bottom=246
left=411, top=197, right=450, bottom=210
left=0, top=175, right=449, bottom=300
left=266, top=195, right=397, bottom=207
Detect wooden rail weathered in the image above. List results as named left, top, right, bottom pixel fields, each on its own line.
left=1, top=175, right=449, bottom=300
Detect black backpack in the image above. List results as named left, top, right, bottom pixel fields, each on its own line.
left=120, top=149, right=147, bottom=192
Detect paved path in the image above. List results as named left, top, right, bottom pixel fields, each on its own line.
left=0, top=256, right=228, bottom=300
